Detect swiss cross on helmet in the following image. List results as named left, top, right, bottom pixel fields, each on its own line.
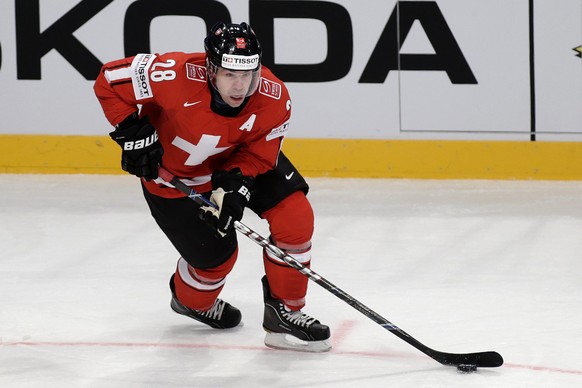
left=204, top=22, right=262, bottom=97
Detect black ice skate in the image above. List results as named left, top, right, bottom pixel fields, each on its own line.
left=262, top=276, right=331, bottom=352
left=169, top=275, right=241, bottom=329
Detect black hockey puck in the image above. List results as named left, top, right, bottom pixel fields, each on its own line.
left=456, top=364, right=477, bottom=373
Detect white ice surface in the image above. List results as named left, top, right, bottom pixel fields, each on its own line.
left=1, top=174, right=582, bottom=387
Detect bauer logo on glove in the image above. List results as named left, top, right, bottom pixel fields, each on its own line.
left=121, top=131, right=159, bottom=151
left=109, top=113, right=164, bottom=181
left=200, top=169, right=254, bottom=237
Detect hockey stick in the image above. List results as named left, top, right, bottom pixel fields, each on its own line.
left=157, top=167, right=503, bottom=368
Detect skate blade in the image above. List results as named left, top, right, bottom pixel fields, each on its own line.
left=264, top=332, right=332, bottom=353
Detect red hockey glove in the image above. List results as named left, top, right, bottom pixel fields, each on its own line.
left=200, top=169, right=254, bottom=237
left=109, top=114, right=164, bottom=181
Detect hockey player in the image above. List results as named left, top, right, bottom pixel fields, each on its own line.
left=93, top=22, right=331, bottom=352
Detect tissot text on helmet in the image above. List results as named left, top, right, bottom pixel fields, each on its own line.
left=221, top=54, right=260, bottom=71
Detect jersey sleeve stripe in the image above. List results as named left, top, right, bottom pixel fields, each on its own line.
left=104, top=67, right=132, bottom=84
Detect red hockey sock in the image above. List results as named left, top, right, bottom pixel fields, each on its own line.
left=173, top=248, right=238, bottom=311
left=261, top=191, right=314, bottom=310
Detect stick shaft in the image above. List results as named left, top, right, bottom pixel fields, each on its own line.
left=156, top=167, right=503, bottom=368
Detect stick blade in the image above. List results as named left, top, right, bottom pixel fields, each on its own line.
left=437, top=351, right=504, bottom=368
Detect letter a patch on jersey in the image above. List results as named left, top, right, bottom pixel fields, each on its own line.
left=239, top=114, right=256, bottom=132
left=259, top=78, right=282, bottom=100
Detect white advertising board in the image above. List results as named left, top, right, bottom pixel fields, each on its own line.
left=533, top=0, right=582, bottom=140
left=0, top=0, right=580, bottom=140
left=399, top=0, right=531, bottom=136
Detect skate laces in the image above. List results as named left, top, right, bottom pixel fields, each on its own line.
left=201, top=299, right=226, bottom=320
left=282, top=305, right=317, bottom=328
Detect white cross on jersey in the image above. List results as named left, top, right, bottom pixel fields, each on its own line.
left=172, top=134, right=230, bottom=166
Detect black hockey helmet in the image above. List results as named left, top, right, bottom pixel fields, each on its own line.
left=205, top=22, right=262, bottom=70
left=204, top=22, right=262, bottom=96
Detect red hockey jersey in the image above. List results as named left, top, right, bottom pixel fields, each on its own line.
left=94, top=52, right=291, bottom=198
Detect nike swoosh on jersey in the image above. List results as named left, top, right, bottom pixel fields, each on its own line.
left=183, top=101, right=202, bottom=107
left=285, top=172, right=295, bottom=180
